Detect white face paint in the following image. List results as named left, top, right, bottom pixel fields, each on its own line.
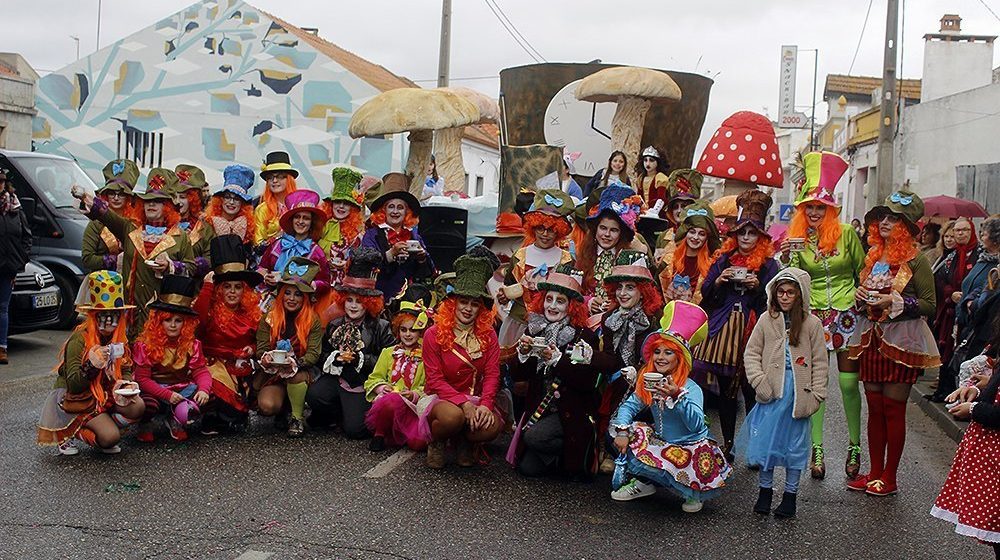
left=685, top=227, right=708, bottom=251
left=96, top=311, right=121, bottom=336
left=385, top=199, right=408, bottom=228
left=343, top=294, right=366, bottom=320
left=615, top=281, right=641, bottom=310
left=331, top=201, right=353, bottom=221
left=397, top=319, right=421, bottom=348
left=543, top=291, right=569, bottom=322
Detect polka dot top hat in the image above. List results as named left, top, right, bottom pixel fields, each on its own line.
left=75, top=270, right=135, bottom=311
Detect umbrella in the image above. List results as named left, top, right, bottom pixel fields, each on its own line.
left=711, top=195, right=738, bottom=218
left=923, top=195, right=988, bottom=219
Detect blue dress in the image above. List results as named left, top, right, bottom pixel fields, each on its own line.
left=737, top=344, right=810, bottom=470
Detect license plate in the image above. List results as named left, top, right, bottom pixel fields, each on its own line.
left=33, top=293, right=59, bottom=309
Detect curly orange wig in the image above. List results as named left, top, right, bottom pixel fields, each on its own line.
left=54, top=311, right=131, bottom=408
left=181, top=189, right=203, bottom=220
left=99, top=193, right=142, bottom=226
left=527, top=290, right=589, bottom=329
left=268, top=285, right=319, bottom=356
left=259, top=175, right=299, bottom=225
left=206, top=196, right=256, bottom=243
left=863, top=221, right=918, bottom=277
left=714, top=234, right=775, bottom=272
left=434, top=297, right=497, bottom=352
left=635, top=337, right=690, bottom=406
left=330, top=290, right=385, bottom=318
left=788, top=204, right=843, bottom=256
left=321, top=200, right=365, bottom=243
left=206, top=283, right=261, bottom=332
left=522, top=213, right=572, bottom=247
left=137, top=309, right=199, bottom=368
left=390, top=312, right=429, bottom=343
left=603, top=279, right=663, bottom=317
left=672, top=233, right=712, bottom=280
left=140, top=201, right=181, bottom=229
left=369, top=206, right=419, bottom=229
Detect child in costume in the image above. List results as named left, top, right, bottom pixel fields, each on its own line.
left=254, top=257, right=325, bottom=438
left=37, top=271, right=145, bottom=455
left=133, top=275, right=212, bottom=442
left=170, top=164, right=215, bottom=276
left=309, top=248, right=395, bottom=439
left=254, top=151, right=300, bottom=247
left=740, top=268, right=828, bottom=518
left=206, top=164, right=256, bottom=251
left=319, top=166, right=366, bottom=287
left=610, top=301, right=733, bottom=513
left=257, top=189, right=331, bottom=294
left=659, top=199, right=721, bottom=304
left=634, top=145, right=669, bottom=216
left=81, top=159, right=140, bottom=272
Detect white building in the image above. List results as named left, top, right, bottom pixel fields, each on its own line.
left=0, top=53, right=37, bottom=151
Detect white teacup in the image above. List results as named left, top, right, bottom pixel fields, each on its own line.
left=532, top=336, right=547, bottom=348
left=643, top=372, right=664, bottom=391
left=731, top=266, right=748, bottom=282
left=788, top=238, right=806, bottom=252
left=406, top=240, right=422, bottom=252
left=271, top=349, right=289, bottom=364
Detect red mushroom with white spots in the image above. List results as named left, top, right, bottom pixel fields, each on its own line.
left=696, top=111, right=784, bottom=188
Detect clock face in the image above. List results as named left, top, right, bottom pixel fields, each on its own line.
left=543, top=79, right=616, bottom=177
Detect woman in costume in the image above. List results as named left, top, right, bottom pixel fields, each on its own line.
left=74, top=168, right=195, bottom=338
left=308, top=248, right=394, bottom=439
left=361, top=173, right=435, bottom=302
left=659, top=199, right=721, bottom=304
left=422, top=254, right=503, bottom=469
left=740, top=268, right=828, bottom=518
left=319, top=167, right=366, bottom=288
left=37, top=271, right=144, bottom=455
left=254, top=151, right=300, bottom=247
left=779, top=152, right=865, bottom=480
left=652, top=169, right=702, bottom=280
left=583, top=150, right=631, bottom=198
left=81, top=159, right=140, bottom=272
left=930, top=216, right=978, bottom=402
left=171, top=164, right=214, bottom=276
left=133, top=275, right=212, bottom=443
left=205, top=164, right=256, bottom=252
left=257, top=189, right=330, bottom=294
left=610, top=301, right=733, bottom=513
left=634, top=145, right=669, bottom=216
left=575, top=184, right=643, bottom=316
left=254, top=257, right=324, bottom=437
left=693, top=189, right=780, bottom=460
left=508, top=266, right=600, bottom=479
left=846, top=189, right=940, bottom=496
left=193, top=235, right=263, bottom=434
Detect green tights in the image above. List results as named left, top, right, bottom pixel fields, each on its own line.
left=810, top=370, right=862, bottom=446
left=286, top=382, right=308, bottom=420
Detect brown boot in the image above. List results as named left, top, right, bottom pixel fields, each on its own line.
left=810, top=445, right=826, bottom=479
left=456, top=439, right=475, bottom=467
left=0, top=347, right=7, bottom=364
left=426, top=440, right=446, bottom=469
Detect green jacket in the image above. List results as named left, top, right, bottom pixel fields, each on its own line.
left=255, top=315, right=324, bottom=369
left=789, top=223, right=865, bottom=311
left=81, top=221, right=121, bottom=272
left=54, top=330, right=132, bottom=393
left=363, top=346, right=426, bottom=401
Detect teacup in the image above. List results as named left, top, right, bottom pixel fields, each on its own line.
left=731, top=267, right=748, bottom=282
left=788, top=238, right=806, bottom=252
left=271, top=349, right=289, bottom=364
left=643, top=372, right=664, bottom=391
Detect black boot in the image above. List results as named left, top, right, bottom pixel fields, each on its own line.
left=753, top=487, right=773, bottom=515
left=368, top=436, right=386, bottom=452
left=774, top=491, right=797, bottom=519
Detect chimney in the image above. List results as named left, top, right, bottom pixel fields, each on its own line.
left=922, top=14, right=996, bottom=102
left=940, top=14, right=961, bottom=34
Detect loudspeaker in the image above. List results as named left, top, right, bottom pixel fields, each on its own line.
left=418, top=205, right=468, bottom=274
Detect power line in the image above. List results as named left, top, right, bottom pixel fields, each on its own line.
left=848, top=0, right=875, bottom=74
left=978, top=0, right=1000, bottom=22
left=413, top=75, right=499, bottom=83
left=486, top=0, right=546, bottom=62
left=483, top=0, right=544, bottom=63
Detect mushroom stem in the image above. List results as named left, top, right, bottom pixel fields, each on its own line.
left=405, top=130, right=433, bottom=195
left=610, top=96, right=652, bottom=181
left=435, top=127, right=466, bottom=195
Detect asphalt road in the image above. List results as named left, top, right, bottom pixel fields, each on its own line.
left=0, top=330, right=987, bottom=559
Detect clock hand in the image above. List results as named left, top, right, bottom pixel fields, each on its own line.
left=590, top=103, right=611, bottom=140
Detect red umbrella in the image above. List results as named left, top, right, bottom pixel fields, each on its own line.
left=923, top=195, right=988, bottom=219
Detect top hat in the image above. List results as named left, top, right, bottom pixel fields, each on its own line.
left=327, top=167, right=365, bottom=207
left=260, top=151, right=299, bottom=179
left=368, top=172, right=419, bottom=212
left=674, top=199, right=722, bottom=253
left=730, top=189, right=773, bottom=237
left=537, top=263, right=584, bottom=301
left=149, top=274, right=199, bottom=316
left=640, top=300, right=709, bottom=367
left=450, top=253, right=499, bottom=302
left=587, top=184, right=642, bottom=242
left=74, top=270, right=135, bottom=311
left=795, top=151, right=847, bottom=208
left=864, top=189, right=924, bottom=237
left=604, top=250, right=655, bottom=284
left=278, top=189, right=327, bottom=237
left=216, top=164, right=255, bottom=202
left=475, top=212, right=524, bottom=239
left=100, top=159, right=139, bottom=194
left=666, top=169, right=703, bottom=203
left=526, top=188, right=575, bottom=220
left=211, top=234, right=262, bottom=286
left=136, top=168, right=178, bottom=201
left=334, top=247, right=383, bottom=297
left=174, top=164, right=208, bottom=192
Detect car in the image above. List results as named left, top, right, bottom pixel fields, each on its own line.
left=1, top=149, right=91, bottom=329
left=9, top=260, right=63, bottom=335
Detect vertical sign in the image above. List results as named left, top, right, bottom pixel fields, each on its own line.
left=779, top=45, right=808, bottom=128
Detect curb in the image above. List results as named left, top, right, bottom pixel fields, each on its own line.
left=910, top=378, right=967, bottom=443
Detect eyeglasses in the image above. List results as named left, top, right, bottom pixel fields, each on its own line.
left=534, top=225, right=557, bottom=234
left=776, top=288, right=799, bottom=298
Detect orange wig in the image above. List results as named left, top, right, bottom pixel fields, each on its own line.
left=267, top=285, right=319, bottom=356
left=329, top=289, right=385, bottom=318
left=368, top=206, right=419, bottom=230
left=206, top=196, right=256, bottom=243
left=788, top=205, right=842, bottom=256
left=672, top=234, right=712, bottom=280
left=863, top=221, right=918, bottom=276
left=99, top=193, right=142, bottom=226
left=54, top=312, right=131, bottom=408
left=603, top=279, right=663, bottom=317
left=259, top=175, right=299, bottom=224
left=140, top=201, right=181, bottom=229
left=434, top=297, right=497, bottom=352
left=635, top=337, right=690, bottom=406
left=522, top=213, right=572, bottom=247
left=207, top=283, right=261, bottom=332
left=137, top=309, right=199, bottom=368
left=321, top=201, right=365, bottom=243
left=714, top=234, right=775, bottom=272
left=527, top=290, right=589, bottom=329
left=182, top=190, right=203, bottom=221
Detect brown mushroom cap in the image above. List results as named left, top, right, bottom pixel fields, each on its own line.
left=349, top=88, right=479, bottom=138
left=575, top=66, right=682, bottom=104
left=439, top=87, right=500, bottom=124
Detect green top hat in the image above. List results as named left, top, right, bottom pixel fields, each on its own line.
left=526, top=188, right=575, bottom=219
left=674, top=199, right=721, bottom=253
left=604, top=250, right=655, bottom=284
left=449, top=254, right=498, bottom=301
left=537, top=263, right=584, bottom=301
left=666, top=169, right=703, bottom=203
left=864, top=189, right=924, bottom=237
left=174, top=164, right=208, bottom=192
left=100, top=159, right=139, bottom=194
left=136, top=168, right=178, bottom=201
left=277, top=257, right=320, bottom=294
left=328, top=166, right=364, bottom=207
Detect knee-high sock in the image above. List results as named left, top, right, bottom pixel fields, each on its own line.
left=839, top=371, right=862, bottom=446
left=864, top=390, right=886, bottom=480
left=810, top=401, right=826, bottom=446
left=718, top=393, right=737, bottom=446
left=286, top=382, right=308, bottom=420
left=881, top=396, right=907, bottom=486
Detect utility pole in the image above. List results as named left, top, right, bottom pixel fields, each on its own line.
left=96, top=0, right=103, bottom=50
left=437, top=0, right=452, bottom=87
left=875, top=0, right=899, bottom=206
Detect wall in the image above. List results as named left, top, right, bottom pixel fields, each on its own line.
left=460, top=138, right=499, bottom=199
left=0, top=73, right=36, bottom=150
left=842, top=142, right=876, bottom=223
left=922, top=39, right=994, bottom=102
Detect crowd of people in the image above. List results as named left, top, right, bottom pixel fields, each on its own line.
left=2, top=146, right=995, bottom=553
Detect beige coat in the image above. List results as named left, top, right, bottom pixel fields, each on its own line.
left=744, top=267, right=828, bottom=419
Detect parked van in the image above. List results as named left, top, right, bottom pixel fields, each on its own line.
left=0, top=149, right=90, bottom=329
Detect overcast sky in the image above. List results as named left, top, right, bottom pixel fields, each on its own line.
left=5, top=0, right=1000, bottom=165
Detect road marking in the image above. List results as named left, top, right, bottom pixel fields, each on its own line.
left=362, top=449, right=416, bottom=478
left=234, top=551, right=273, bottom=560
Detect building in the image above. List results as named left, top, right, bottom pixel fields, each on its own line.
left=0, top=54, right=38, bottom=151
left=31, top=0, right=499, bottom=196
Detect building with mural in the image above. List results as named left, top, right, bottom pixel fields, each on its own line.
left=32, top=0, right=499, bottom=196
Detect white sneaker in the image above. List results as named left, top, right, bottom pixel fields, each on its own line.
left=682, top=498, right=703, bottom=513
left=611, top=479, right=656, bottom=501
left=57, top=441, right=79, bottom=456
left=99, top=445, right=122, bottom=454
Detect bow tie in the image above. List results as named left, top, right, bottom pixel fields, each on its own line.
left=144, top=225, right=167, bottom=236
left=178, top=221, right=190, bottom=231
left=286, top=262, right=309, bottom=277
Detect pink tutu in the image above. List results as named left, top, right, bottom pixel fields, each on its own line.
left=364, top=392, right=434, bottom=451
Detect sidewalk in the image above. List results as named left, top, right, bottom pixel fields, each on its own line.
left=910, top=372, right=968, bottom=443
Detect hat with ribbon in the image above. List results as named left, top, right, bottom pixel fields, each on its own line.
left=396, top=300, right=432, bottom=330
left=526, top=188, right=575, bottom=219
left=149, top=274, right=199, bottom=316
left=174, top=164, right=208, bottom=192
left=334, top=247, right=383, bottom=297
left=640, top=300, right=709, bottom=368
left=475, top=212, right=524, bottom=239
left=260, top=151, right=299, bottom=179
left=99, top=159, right=139, bottom=194
left=136, top=168, right=178, bottom=201
left=604, top=250, right=655, bottom=284
left=210, top=234, right=263, bottom=286
left=730, top=189, right=773, bottom=237
left=278, top=189, right=327, bottom=237
left=795, top=151, right=847, bottom=208
left=864, top=189, right=924, bottom=237
left=450, top=253, right=498, bottom=302
left=587, top=184, right=642, bottom=241
left=216, top=164, right=255, bottom=202
left=277, top=257, right=320, bottom=293
left=328, top=166, right=365, bottom=207
left=666, top=169, right=703, bottom=203
left=75, top=270, right=135, bottom=311
left=368, top=172, right=419, bottom=213
left=674, top=199, right=721, bottom=253
left=537, top=263, right=585, bottom=301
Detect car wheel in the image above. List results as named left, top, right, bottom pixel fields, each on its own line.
left=52, top=271, right=80, bottom=330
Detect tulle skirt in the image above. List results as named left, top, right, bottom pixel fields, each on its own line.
left=36, top=388, right=107, bottom=446
left=735, top=366, right=810, bottom=471
left=364, top=392, right=434, bottom=450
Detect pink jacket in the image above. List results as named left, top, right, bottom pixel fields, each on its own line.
left=133, top=340, right=212, bottom=402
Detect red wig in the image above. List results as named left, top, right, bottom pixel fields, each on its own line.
left=714, top=234, right=774, bottom=272
left=259, top=175, right=299, bottom=224
left=206, top=196, right=256, bottom=243
left=863, top=221, right=918, bottom=277
left=434, top=297, right=497, bottom=352
left=390, top=312, right=429, bottom=343
left=321, top=200, right=365, bottom=243
left=369, top=206, right=419, bottom=229
left=522, top=213, right=572, bottom=247
left=137, top=309, right=199, bottom=368
left=527, top=290, right=589, bottom=329
left=182, top=189, right=203, bottom=221
left=329, top=290, right=385, bottom=318
left=672, top=233, right=712, bottom=280
left=206, top=283, right=261, bottom=333
left=267, top=285, right=319, bottom=357
left=140, top=201, right=181, bottom=229
left=788, top=205, right=842, bottom=256
left=54, top=311, right=131, bottom=408
left=603, top=279, right=663, bottom=317
left=635, top=337, right=690, bottom=406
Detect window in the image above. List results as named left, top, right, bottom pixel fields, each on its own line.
left=475, top=176, right=484, bottom=197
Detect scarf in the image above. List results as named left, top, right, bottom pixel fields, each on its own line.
left=977, top=249, right=1000, bottom=265
left=453, top=323, right=482, bottom=359
left=0, top=191, right=21, bottom=214
left=605, top=305, right=650, bottom=367
left=275, top=233, right=314, bottom=273
left=385, top=224, right=412, bottom=246
left=211, top=215, right=248, bottom=240
left=951, top=233, right=979, bottom=288
left=526, top=312, right=576, bottom=377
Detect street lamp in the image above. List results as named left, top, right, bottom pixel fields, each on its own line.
left=70, top=35, right=80, bottom=60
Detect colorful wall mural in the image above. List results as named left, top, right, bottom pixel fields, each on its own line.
left=33, top=0, right=408, bottom=194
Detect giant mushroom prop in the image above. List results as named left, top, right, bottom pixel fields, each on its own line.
left=696, top=111, right=784, bottom=191
left=574, top=66, right=682, bottom=177
left=435, top=87, right=500, bottom=195
left=349, top=88, right=479, bottom=194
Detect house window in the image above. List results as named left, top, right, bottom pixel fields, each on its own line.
left=475, top=176, right=484, bottom=197
left=0, top=123, right=7, bottom=148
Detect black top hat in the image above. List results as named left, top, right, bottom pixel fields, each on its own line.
left=260, top=151, right=299, bottom=179
left=211, top=235, right=263, bottom=286
left=149, top=274, right=199, bottom=316
left=335, top=247, right=383, bottom=297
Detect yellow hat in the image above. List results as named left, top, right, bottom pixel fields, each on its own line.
left=75, top=270, right=135, bottom=311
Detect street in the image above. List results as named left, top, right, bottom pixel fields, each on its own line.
left=0, top=330, right=985, bottom=560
